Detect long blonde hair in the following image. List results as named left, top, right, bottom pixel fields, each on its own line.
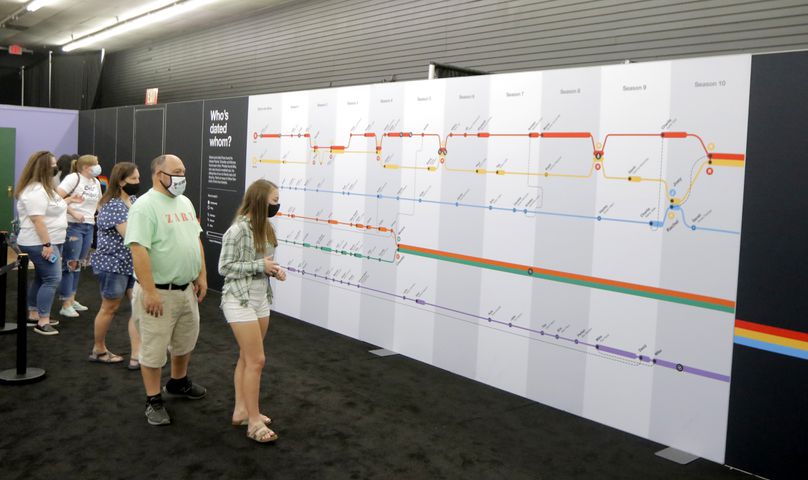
left=15, top=151, right=56, bottom=199
left=236, top=179, right=278, bottom=251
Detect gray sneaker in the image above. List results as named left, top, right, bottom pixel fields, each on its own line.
left=145, top=402, right=171, bottom=426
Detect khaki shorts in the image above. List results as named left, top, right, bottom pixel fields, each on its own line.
left=133, top=282, right=200, bottom=368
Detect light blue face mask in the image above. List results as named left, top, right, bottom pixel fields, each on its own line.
left=90, top=165, right=102, bottom=177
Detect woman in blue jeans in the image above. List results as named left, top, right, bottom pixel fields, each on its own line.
left=56, top=154, right=103, bottom=317
left=15, top=151, right=82, bottom=335
left=90, top=162, right=142, bottom=367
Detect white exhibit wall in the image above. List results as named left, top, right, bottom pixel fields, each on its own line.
left=244, top=54, right=751, bottom=463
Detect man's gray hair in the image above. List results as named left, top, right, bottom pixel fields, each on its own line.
left=151, top=154, right=169, bottom=174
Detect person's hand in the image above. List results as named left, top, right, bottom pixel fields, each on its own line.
left=41, top=245, right=54, bottom=260
left=193, top=278, right=208, bottom=303
left=72, top=212, right=86, bottom=223
left=275, top=268, right=287, bottom=281
left=143, top=288, right=163, bottom=317
left=263, top=255, right=279, bottom=275
left=67, top=193, right=84, bottom=204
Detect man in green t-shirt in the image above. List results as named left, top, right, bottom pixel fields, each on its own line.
left=125, top=154, right=208, bottom=426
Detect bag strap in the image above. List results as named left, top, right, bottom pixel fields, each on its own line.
left=68, top=172, right=81, bottom=195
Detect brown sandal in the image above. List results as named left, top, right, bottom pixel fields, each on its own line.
left=88, top=350, right=124, bottom=364
left=232, top=414, right=272, bottom=427
left=247, top=424, right=278, bottom=443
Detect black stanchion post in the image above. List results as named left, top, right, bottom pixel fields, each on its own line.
left=0, top=254, right=46, bottom=384
left=0, top=231, right=14, bottom=335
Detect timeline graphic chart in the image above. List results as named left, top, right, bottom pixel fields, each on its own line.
left=245, top=54, right=751, bottom=462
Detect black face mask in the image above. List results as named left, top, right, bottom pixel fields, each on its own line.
left=122, top=182, right=140, bottom=196
left=268, top=203, right=280, bottom=218
left=52, top=167, right=60, bottom=177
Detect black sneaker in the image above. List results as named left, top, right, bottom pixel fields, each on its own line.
left=163, top=378, right=207, bottom=400
left=145, top=402, right=171, bottom=426
left=27, top=319, right=58, bottom=326
left=33, top=324, right=59, bottom=336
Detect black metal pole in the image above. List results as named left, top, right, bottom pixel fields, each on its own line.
left=0, top=231, right=13, bottom=334
left=16, top=254, right=27, bottom=375
left=0, top=254, right=46, bottom=384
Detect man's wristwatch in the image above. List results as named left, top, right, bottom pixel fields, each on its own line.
left=43, top=242, right=52, bottom=247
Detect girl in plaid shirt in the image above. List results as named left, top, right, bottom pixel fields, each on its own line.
left=218, top=179, right=286, bottom=443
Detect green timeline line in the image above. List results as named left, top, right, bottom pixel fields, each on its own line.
left=280, top=239, right=396, bottom=263
left=397, top=246, right=735, bottom=313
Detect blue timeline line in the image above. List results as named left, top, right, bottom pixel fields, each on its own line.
left=279, top=185, right=740, bottom=235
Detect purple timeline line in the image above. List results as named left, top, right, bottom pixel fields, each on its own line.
left=286, top=267, right=730, bottom=383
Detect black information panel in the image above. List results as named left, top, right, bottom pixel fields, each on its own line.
left=725, top=51, right=808, bottom=480
left=200, top=97, right=248, bottom=291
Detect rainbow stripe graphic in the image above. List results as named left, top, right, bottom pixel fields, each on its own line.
left=734, top=320, right=808, bottom=360
left=98, top=175, right=109, bottom=190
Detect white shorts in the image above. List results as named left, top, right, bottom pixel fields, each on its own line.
left=221, top=278, right=271, bottom=323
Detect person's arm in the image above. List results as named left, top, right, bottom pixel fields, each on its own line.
left=58, top=174, right=85, bottom=216
left=125, top=205, right=162, bottom=316
left=19, top=188, right=54, bottom=259
left=57, top=173, right=79, bottom=198
left=105, top=200, right=128, bottom=237
left=28, top=215, right=54, bottom=260
left=218, top=227, right=264, bottom=279
left=65, top=206, right=85, bottom=223
left=193, top=239, right=207, bottom=303
left=98, top=200, right=126, bottom=237
left=131, top=243, right=163, bottom=317
left=275, top=263, right=287, bottom=281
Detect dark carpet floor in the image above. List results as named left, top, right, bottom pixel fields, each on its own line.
left=0, top=271, right=751, bottom=480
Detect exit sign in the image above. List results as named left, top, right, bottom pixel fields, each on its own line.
left=9, top=44, right=22, bottom=55
left=145, top=88, right=159, bottom=105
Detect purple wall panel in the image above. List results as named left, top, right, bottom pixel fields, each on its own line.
left=0, top=105, right=78, bottom=178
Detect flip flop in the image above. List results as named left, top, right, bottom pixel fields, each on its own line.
left=88, top=350, right=124, bottom=364
left=233, top=414, right=272, bottom=426
left=127, top=359, right=141, bottom=371
left=247, top=424, right=278, bottom=443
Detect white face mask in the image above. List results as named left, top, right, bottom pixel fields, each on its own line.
left=160, top=172, right=187, bottom=197
left=90, top=165, right=102, bottom=177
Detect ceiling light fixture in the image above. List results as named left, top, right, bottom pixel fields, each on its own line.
left=0, top=0, right=53, bottom=28
left=26, top=0, right=51, bottom=12
left=62, top=0, right=218, bottom=52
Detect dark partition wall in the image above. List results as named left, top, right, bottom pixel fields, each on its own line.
left=77, top=98, right=246, bottom=292
left=77, top=110, right=94, bottom=155
left=724, top=51, right=808, bottom=480
left=133, top=107, right=165, bottom=179
left=93, top=108, right=117, bottom=174
left=165, top=101, right=204, bottom=214
left=115, top=107, right=134, bottom=164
